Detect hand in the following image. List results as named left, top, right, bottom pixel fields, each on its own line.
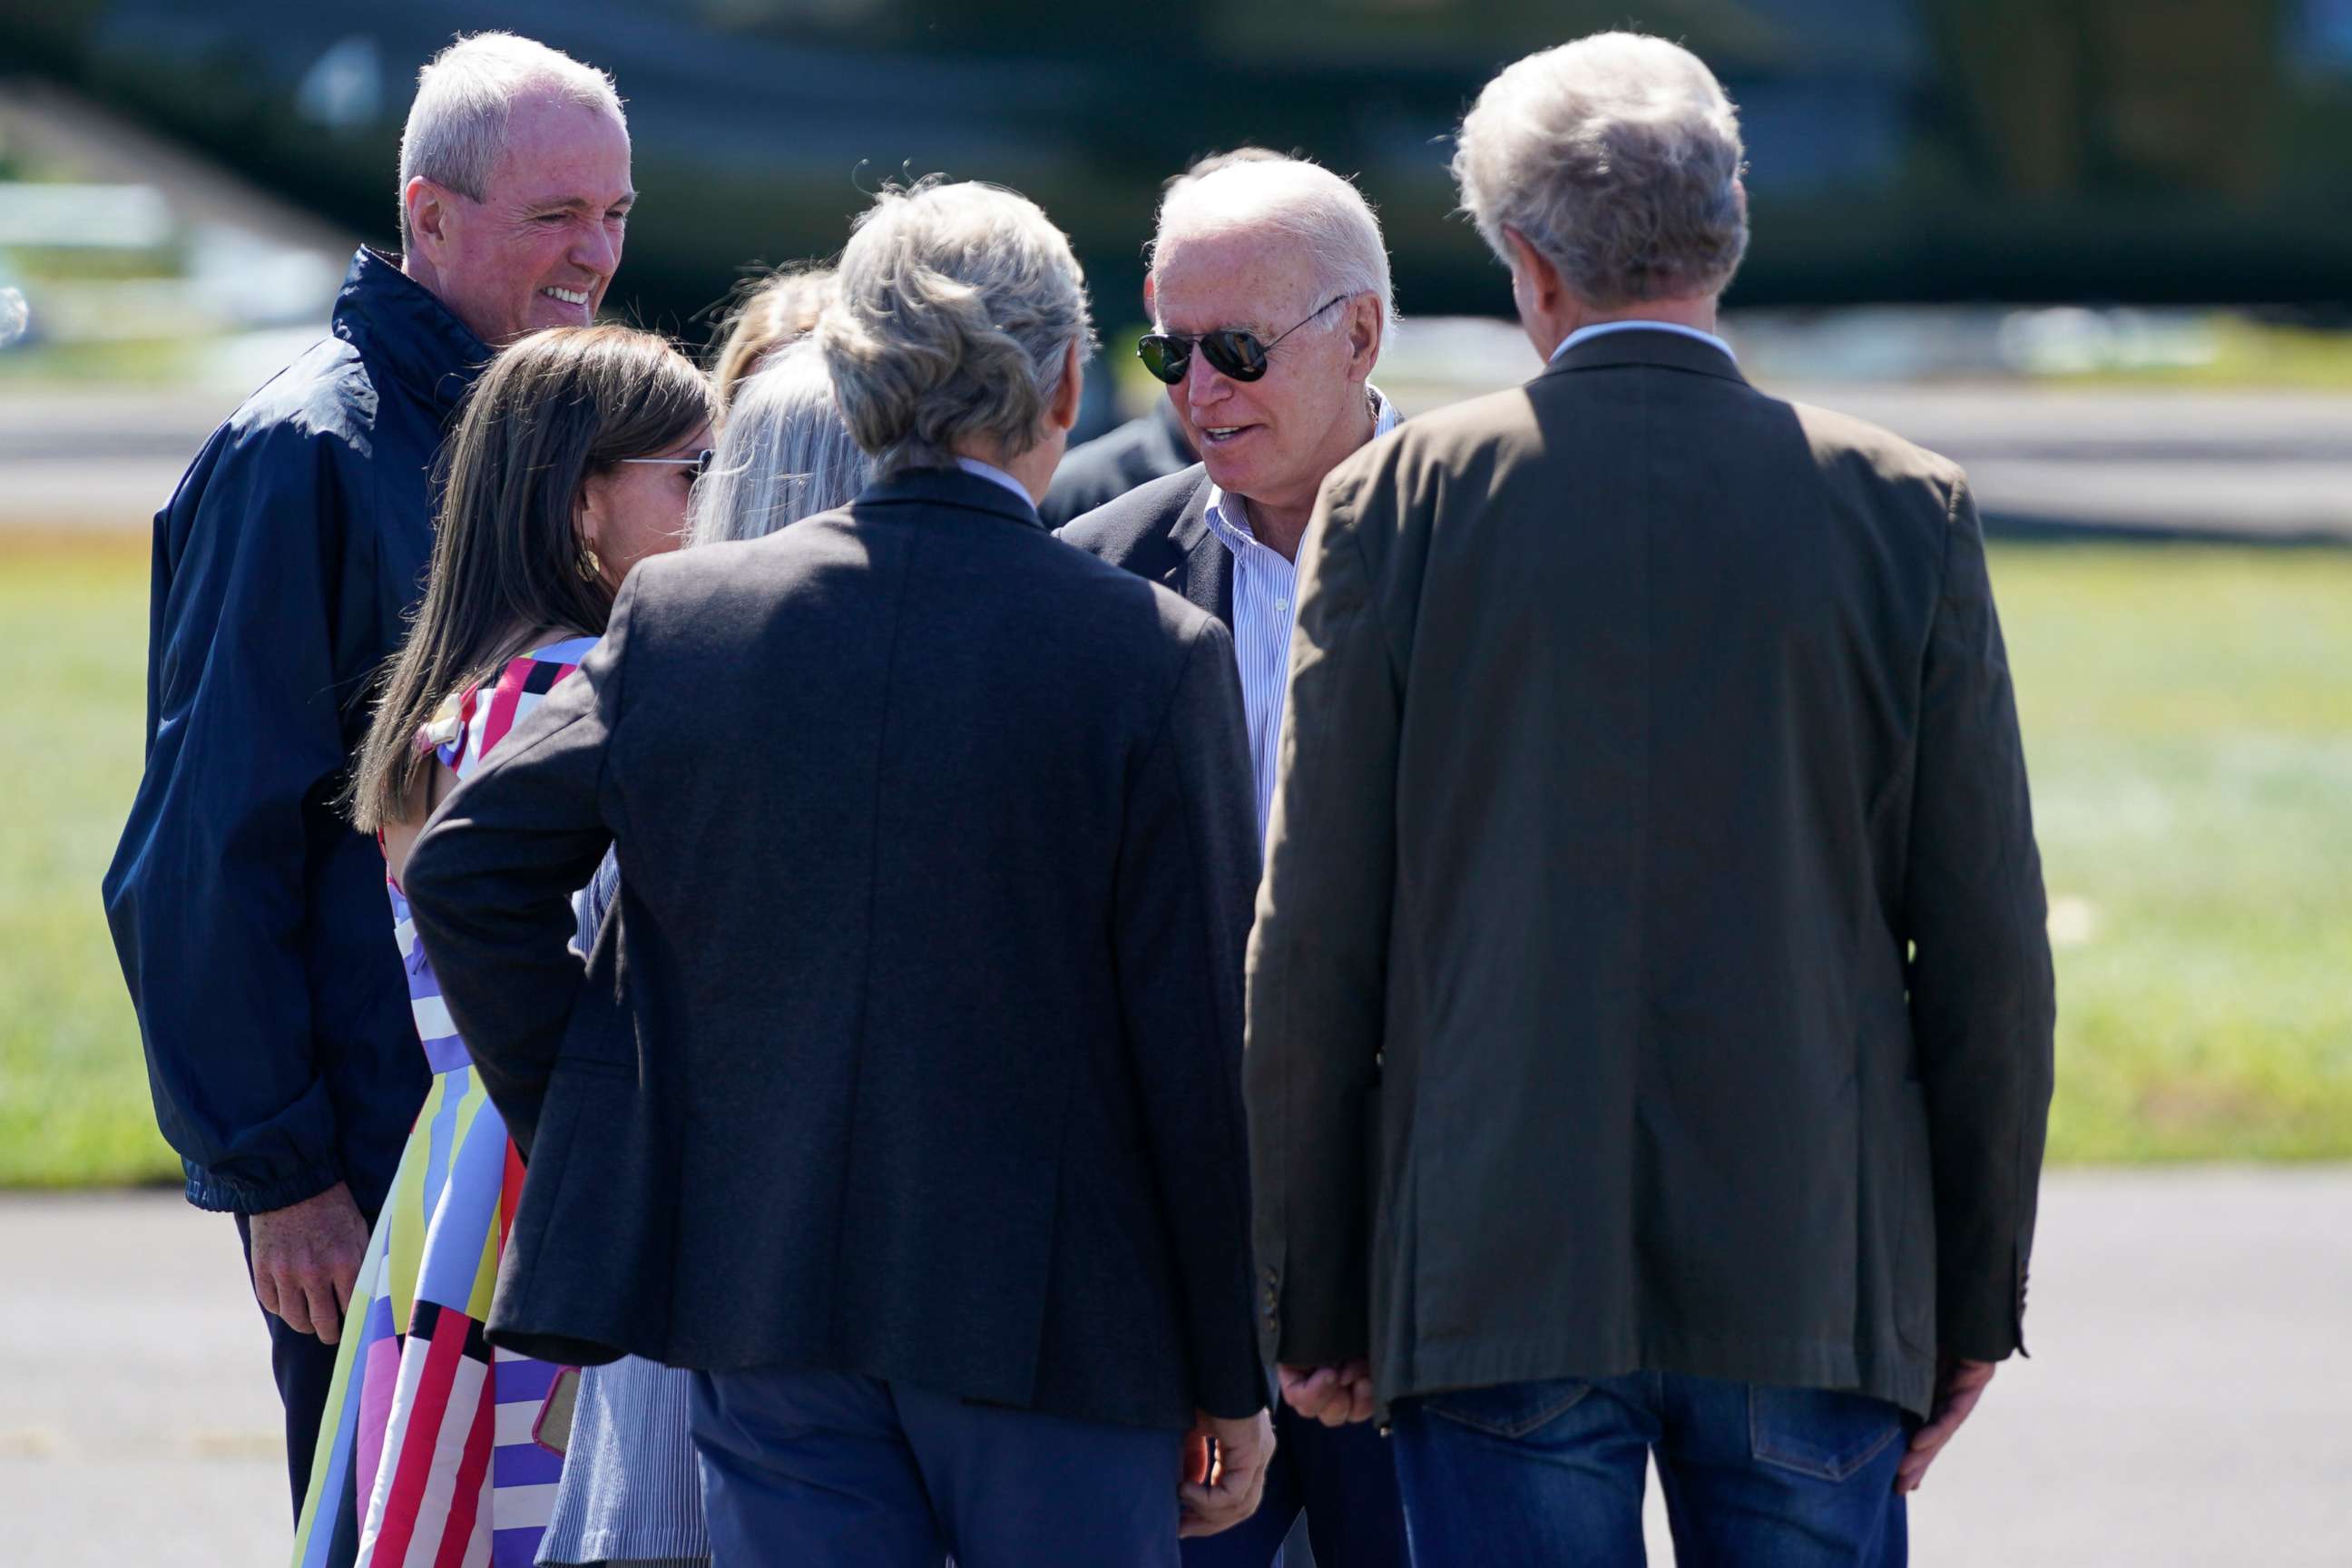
left=247, top=1181, right=368, bottom=1344
left=1278, top=1360, right=1377, bottom=1426
left=1178, top=1408, right=1274, bottom=1539
left=1181, top=1426, right=1213, bottom=1487
left=1895, top=1356, right=1998, bottom=1494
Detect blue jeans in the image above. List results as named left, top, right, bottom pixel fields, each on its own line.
left=690, top=1368, right=1184, bottom=1567
left=1391, top=1373, right=1909, bottom=1568
left=1181, top=1400, right=1410, bottom=1568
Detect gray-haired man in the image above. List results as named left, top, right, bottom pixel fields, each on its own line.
left=103, top=31, right=633, bottom=1525
left=1250, top=32, right=2054, bottom=1566
left=1061, top=153, right=1411, bottom=1568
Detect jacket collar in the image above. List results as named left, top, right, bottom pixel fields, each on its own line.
left=1146, top=468, right=1233, bottom=627
left=853, top=465, right=1048, bottom=532
left=1542, top=323, right=1748, bottom=387
left=1164, top=465, right=1214, bottom=554
left=331, top=247, right=495, bottom=418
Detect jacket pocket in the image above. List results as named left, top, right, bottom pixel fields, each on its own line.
left=1749, top=1385, right=1906, bottom=1482
left=1423, top=1377, right=1592, bottom=1439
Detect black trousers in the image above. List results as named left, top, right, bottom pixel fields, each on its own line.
left=1181, top=1401, right=1409, bottom=1568
left=235, top=1211, right=365, bottom=1568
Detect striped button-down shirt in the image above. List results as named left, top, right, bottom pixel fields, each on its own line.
left=1204, top=385, right=1402, bottom=843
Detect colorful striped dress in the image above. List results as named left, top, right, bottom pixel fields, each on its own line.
left=292, top=637, right=597, bottom=1568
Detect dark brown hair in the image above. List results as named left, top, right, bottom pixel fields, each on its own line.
left=350, top=324, right=712, bottom=831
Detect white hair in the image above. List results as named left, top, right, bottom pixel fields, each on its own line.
left=1453, top=32, right=1748, bottom=308
left=1151, top=157, right=1396, bottom=343
left=397, top=33, right=627, bottom=248
left=690, top=340, right=872, bottom=545
left=818, top=179, right=1095, bottom=479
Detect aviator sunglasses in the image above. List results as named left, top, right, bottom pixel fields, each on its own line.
left=1136, top=293, right=1353, bottom=386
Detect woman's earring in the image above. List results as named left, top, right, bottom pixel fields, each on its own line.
left=577, top=542, right=604, bottom=582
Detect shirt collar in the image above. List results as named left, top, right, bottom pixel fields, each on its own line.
left=954, top=456, right=1036, bottom=506
left=1551, top=319, right=1736, bottom=365
left=1204, top=383, right=1400, bottom=551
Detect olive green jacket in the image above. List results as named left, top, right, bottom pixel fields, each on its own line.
left=1245, top=328, right=2054, bottom=1419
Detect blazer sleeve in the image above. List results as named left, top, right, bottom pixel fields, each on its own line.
left=1244, top=455, right=1403, bottom=1368
left=102, top=422, right=364, bottom=1213
left=1903, top=475, right=2057, bottom=1361
left=1112, top=616, right=1268, bottom=1419
left=401, top=591, right=634, bottom=1157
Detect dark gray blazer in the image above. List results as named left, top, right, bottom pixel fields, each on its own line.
left=403, top=467, right=1268, bottom=1432
left=1056, top=464, right=1230, bottom=626
left=1248, top=329, right=2055, bottom=1420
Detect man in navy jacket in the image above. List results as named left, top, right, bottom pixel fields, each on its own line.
left=102, top=32, right=632, bottom=1520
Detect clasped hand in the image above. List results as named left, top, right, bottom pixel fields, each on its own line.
left=1275, top=1359, right=1377, bottom=1426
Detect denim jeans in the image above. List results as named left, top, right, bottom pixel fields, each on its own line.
left=1391, top=1372, right=1909, bottom=1568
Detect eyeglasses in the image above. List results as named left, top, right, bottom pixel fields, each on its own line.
left=617, top=449, right=717, bottom=478
left=1137, top=294, right=1354, bottom=386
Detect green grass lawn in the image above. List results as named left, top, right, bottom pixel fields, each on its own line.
left=1, top=534, right=2347, bottom=1186
left=0, top=534, right=181, bottom=1186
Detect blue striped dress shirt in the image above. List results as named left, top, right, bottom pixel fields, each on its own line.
left=1204, top=386, right=1402, bottom=844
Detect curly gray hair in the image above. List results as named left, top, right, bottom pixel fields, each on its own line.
left=1453, top=33, right=1748, bottom=309
left=818, top=179, right=1095, bottom=480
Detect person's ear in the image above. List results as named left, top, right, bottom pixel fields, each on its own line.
left=405, top=177, right=457, bottom=261
left=1050, top=339, right=1084, bottom=433
left=1503, top=226, right=1563, bottom=315
left=1346, top=297, right=1381, bottom=379
left=573, top=472, right=606, bottom=562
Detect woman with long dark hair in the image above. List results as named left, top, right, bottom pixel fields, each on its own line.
left=292, top=324, right=712, bottom=1568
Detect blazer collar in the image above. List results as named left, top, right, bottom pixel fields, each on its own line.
left=1164, top=465, right=1214, bottom=554
left=1542, top=324, right=1748, bottom=387
left=1166, top=471, right=1233, bottom=626
left=853, top=465, right=1047, bottom=531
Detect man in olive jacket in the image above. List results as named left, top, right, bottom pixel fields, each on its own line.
left=1248, top=34, right=2054, bottom=1566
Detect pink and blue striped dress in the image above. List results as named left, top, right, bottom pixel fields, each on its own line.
left=292, top=636, right=597, bottom=1568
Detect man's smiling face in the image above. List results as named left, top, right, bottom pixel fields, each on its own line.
left=416, top=95, right=633, bottom=346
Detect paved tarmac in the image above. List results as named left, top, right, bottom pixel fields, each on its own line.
left=1, top=1168, right=2345, bottom=1565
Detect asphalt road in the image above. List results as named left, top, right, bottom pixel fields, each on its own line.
left=2, top=1169, right=2345, bottom=1566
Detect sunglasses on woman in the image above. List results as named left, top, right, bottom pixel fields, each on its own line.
left=617, top=449, right=717, bottom=479
left=1136, top=294, right=1353, bottom=386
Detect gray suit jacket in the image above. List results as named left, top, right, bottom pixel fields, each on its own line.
left=1248, top=328, right=2055, bottom=1419
left=404, top=468, right=1269, bottom=1431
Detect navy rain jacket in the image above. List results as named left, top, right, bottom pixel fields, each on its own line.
left=104, top=246, right=490, bottom=1215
